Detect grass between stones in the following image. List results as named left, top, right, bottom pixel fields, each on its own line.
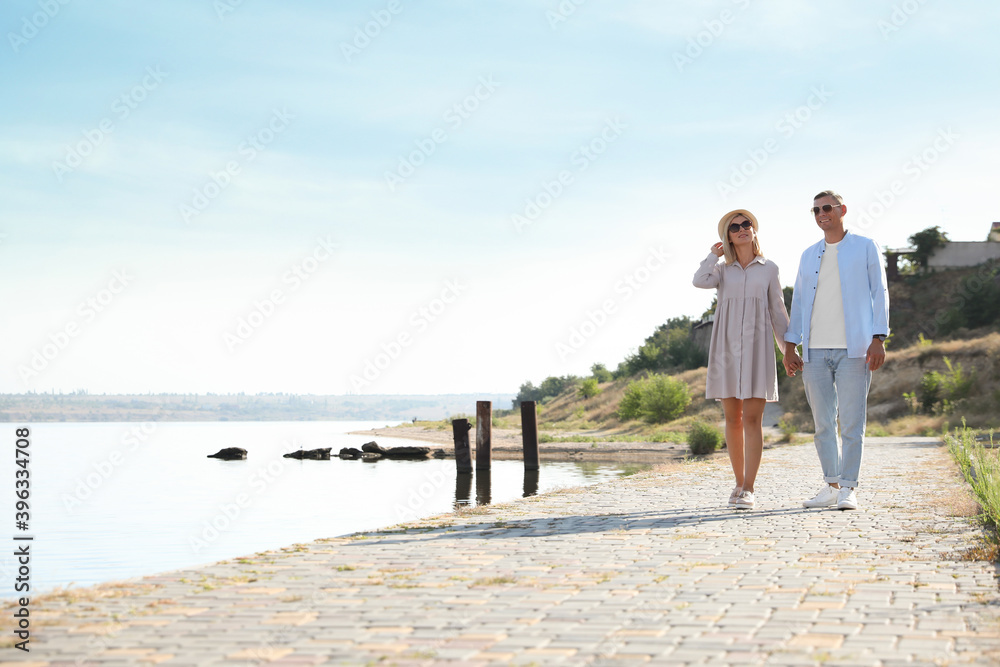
left=946, top=423, right=1000, bottom=561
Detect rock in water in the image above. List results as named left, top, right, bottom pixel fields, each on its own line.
left=283, top=448, right=332, bottom=460
left=383, top=446, right=431, bottom=459
left=207, top=447, right=247, bottom=460
left=338, top=447, right=363, bottom=460
left=361, top=441, right=387, bottom=455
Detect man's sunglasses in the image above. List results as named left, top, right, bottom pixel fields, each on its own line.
left=810, top=204, right=843, bottom=215
left=728, top=220, right=753, bottom=234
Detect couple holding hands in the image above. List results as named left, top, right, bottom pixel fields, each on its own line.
left=693, top=190, right=890, bottom=511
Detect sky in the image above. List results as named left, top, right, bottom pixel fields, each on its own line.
left=1, top=0, right=998, bottom=396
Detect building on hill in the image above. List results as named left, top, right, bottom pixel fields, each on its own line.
left=928, top=239, right=1000, bottom=269
left=884, top=222, right=1000, bottom=280
left=691, top=315, right=713, bottom=356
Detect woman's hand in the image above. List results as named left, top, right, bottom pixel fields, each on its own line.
left=710, top=242, right=724, bottom=257
left=782, top=345, right=803, bottom=377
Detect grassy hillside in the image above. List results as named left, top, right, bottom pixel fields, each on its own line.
left=509, top=261, right=1000, bottom=439
left=887, top=262, right=1000, bottom=348
left=522, top=332, right=999, bottom=439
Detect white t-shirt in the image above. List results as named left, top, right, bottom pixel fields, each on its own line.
left=808, top=240, right=848, bottom=349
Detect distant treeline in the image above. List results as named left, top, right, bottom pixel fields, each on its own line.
left=0, top=392, right=515, bottom=422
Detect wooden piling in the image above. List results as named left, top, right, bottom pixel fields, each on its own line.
left=452, top=418, right=473, bottom=474
left=476, top=401, right=492, bottom=471
left=520, top=400, right=539, bottom=471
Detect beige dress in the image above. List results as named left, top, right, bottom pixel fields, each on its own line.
left=693, top=253, right=789, bottom=401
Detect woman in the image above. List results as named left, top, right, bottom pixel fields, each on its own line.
left=692, top=209, right=795, bottom=510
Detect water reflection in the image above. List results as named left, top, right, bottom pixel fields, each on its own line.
left=452, top=463, right=651, bottom=509
left=475, top=470, right=492, bottom=505
left=523, top=469, right=539, bottom=498
left=455, top=472, right=472, bottom=507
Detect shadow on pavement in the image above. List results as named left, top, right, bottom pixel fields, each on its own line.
left=367, top=504, right=830, bottom=544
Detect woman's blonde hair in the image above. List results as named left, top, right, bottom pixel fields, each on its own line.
left=717, top=209, right=763, bottom=265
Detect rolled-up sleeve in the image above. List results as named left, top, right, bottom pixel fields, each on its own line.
left=868, top=239, right=890, bottom=337
left=784, top=254, right=806, bottom=347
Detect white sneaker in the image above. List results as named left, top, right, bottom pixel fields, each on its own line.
left=837, top=487, right=858, bottom=510
left=802, top=484, right=839, bottom=508
left=735, top=490, right=755, bottom=509
left=728, top=486, right=742, bottom=507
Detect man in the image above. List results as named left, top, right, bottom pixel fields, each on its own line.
left=783, top=190, right=890, bottom=510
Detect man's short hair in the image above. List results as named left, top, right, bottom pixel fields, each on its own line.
left=813, top=190, right=844, bottom=204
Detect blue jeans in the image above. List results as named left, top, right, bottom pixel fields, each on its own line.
left=802, top=349, right=872, bottom=489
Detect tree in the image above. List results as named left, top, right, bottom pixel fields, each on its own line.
left=908, top=226, right=949, bottom=273
left=783, top=286, right=794, bottom=315
left=512, top=375, right=580, bottom=408
left=590, top=363, right=613, bottom=383
left=701, top=296, right=717, bottom=319
left=614, top=316, right=706, bottom=377
left=511, top=381, right=542, bottom=408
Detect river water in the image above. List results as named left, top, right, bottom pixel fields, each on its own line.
left=2, top=421, right=642, bottom=594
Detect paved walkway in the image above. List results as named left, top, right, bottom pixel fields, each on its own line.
left=6, top=437, right=1000, bottom=665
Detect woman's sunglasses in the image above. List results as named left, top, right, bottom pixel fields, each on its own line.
left=728, top=220, right=753, bottom=234
left=810, top=204, right=842, bottom=215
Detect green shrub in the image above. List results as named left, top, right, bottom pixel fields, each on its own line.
left=777, top=417, right=796, bottom=443
left=617, top=374, right=691, bottom=424
left=915, top=356, right=976, bottom=415
left=578, top=378, right=600, bottom=399
left=688, top=421, right=722, bottom=455
left=919, top=371, right=942, bottom=413
left=617, top=382, right=644, bottom=420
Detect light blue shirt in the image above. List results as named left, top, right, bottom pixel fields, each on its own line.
left=785, top=230, right=890, bottom=363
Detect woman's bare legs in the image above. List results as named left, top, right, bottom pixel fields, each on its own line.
left=721, top=398, right=745, bottom=489
left=741, top=398, right=766, bottom=492
left=721, top=398, right=766, bottom=493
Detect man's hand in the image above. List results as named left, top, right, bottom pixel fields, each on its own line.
left=866, top=338, right=886, bottom=371
left=782, top=342, right=803, bottom=377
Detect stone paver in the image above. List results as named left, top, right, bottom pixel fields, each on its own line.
left=3, top=437, right=999, bottom=665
